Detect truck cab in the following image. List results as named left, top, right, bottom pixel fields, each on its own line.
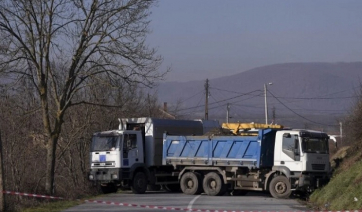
left=88, top=117, right=210, bottom=194
left=273, top=130, right=330, bottom=193
left=88, top=129, right=145, bottom=193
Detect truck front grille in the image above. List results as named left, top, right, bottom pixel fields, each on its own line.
left=312, top=164, right=325, bottom=170
left=92, top=162, right=115, bottom=167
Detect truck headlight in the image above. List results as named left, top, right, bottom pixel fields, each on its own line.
left=111, top=174, right=118, bottom=179
left=89, top=174, right=94, bottom=180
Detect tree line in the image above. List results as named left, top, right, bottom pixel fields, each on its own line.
left=0, top=0, right=170, bottom=210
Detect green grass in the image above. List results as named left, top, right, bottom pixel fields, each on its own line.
left=19, top=192, right=112, bottom=212
left=309, top=159, right=362, bottom=210
left=21, top=200, right=84, bottom=212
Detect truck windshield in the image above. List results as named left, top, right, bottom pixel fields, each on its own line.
left=91, top=136, right=120, bottom=151
left=301, top=137, right=329, bottom=154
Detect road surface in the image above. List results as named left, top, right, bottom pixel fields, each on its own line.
left=63, top=190, right=308, bottom=212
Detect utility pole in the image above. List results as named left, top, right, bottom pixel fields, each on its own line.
left=264, top=83, right=268, bottom=124
left=264, top=82, right=272, bottom=124
left=340, top=121, right=343, bottom=146
left=226, top=103, right=230, bottom=123
left=272, top=106, right=276, bottom=124
left=205, top=79, right=209, bottom=120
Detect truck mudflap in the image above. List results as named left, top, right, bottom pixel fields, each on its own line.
left=297, top=173, right=330, bottom=190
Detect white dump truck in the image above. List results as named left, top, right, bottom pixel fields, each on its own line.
left=163, top=126, right=331, bottom=198
left=88, top=117, right=218, bottom=193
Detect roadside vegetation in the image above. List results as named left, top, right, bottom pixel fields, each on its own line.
left=0, top=83, right=168, bottom=211
left=22, top=200, right=83, bottom=212
left=309, top=88, right=362, bottom=210
left=0, top=0, right=174, bottom=211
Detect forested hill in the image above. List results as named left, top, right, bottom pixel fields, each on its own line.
left=156, top=62, right=362, bottom=130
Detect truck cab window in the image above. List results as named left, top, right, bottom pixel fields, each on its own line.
left=282, top=133, right=297, bottom=159
left=302, top=137, right=329, bottom=153
left=91, top=136, right=119, bottom=151
left=124, top=134, right=137, bottom=149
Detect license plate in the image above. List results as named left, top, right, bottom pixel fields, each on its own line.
left=100, top=163, right=106, bottom=166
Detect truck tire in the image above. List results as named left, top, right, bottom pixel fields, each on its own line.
left=269, top=175, right=292, bottom=199
left=180, top=172, right=202, bottom=195
left=203, top=172, right=226, bottom=196
left=131, top=172, right=147, bottom=194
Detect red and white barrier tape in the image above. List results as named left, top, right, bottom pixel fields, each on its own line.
left=2, top=190, right=64, bottom=200
left=84, top=199, right=362, bottom=212
left=2, top=191, right=362, bottom=212
left=86, top=199, right=216, bottom=211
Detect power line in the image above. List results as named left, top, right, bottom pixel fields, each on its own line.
left=268, top=90, right=339, bottom=127
left=177, top=89, right=261, bottom=112
left=274, top=96, right=358, bottom=100
left=210, top=86, right=263, bottom=96
left=175, top=84, right=358, bottom=119
left=207, top=94, right=263, bottom=111
left=178, top=90, right=204, bottom=104
left=209, top=93, right=225, bottom=115
left=210, top=85, right=360, bottom=100
left=230, top=102, right=346, bottom=113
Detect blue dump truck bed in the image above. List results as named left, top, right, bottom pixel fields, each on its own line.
left=162, top=129, right=278, bottom=169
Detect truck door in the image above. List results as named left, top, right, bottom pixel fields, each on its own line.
left=280, top=133, right=302, bottom=171
left=122, top=133, right=144, bottom=167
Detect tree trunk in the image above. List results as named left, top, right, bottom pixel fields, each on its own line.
left=45, top=136, right=57, bottom=195
left=0, top=131, right=5, bottom=211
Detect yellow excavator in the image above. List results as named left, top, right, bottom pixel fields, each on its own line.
left=221, top=122, right=284, bottom=136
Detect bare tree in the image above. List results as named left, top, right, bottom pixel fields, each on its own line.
left=0, top=0, right=165, bottom=195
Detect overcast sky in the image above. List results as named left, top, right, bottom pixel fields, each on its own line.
left=147, top=0, right=362, bottom=82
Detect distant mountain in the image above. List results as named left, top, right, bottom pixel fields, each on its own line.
left=155, top=62, right=362, bottom=131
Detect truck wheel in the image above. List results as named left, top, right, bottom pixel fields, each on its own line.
left=180, top=172, right=202, bottom=195
left=269, top=175, right=292, bottom=199
left=203, top=172, right=225, bottom=196
left=131, top=172, right=147, bottom=194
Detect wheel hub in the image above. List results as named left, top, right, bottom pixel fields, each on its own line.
left=275, top=182, right=287, bottom=194
left=137, top=179, right=145, bottom=187
left=210, top=180, right=216, bottom=189
left=187, top=179, right=194, bottom=188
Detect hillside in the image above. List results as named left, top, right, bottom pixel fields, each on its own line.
left=156, top=62, right=362, bottom=131
left=309, top=90, right=362, bottom=210
left=309, top=144, right=362, bottom=210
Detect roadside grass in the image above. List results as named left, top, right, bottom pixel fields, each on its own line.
left=309, top=158, right=362, bottom=210
left=20, top=193, right=108, bottom=212
left=21, top=199, right=84, bottom=212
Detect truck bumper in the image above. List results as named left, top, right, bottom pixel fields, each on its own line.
left=89, top=168, right=120, bottom=182
left=298, top=173, right=330, bottom=189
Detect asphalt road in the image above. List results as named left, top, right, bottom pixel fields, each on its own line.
left=63, top=191, right=308, bottom=212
